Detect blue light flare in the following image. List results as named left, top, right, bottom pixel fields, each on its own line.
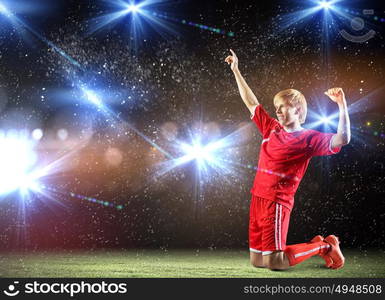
left=306, top=110, right=339, bottom=130
left=154, top=124, right=254, bottom=181
left=86, top=0, right=178, bottom=42
left=42, top=185, right=124, bottom=211
left=277, top=0, right=343, bottom=32
left=125, top=3, right=142, bottom=13
left=76, top=82, right=174, bottom=159
left=0, top=130, right=88, bottom=204
left=0, top=3, right=10, bottom=16
left=0, top=1, right=82, bottom=69
left=0, top=133, right=38, bottom=196
left=81, top=88, right=104, bottom=109
left=152, top=124, right=256, bottom=218
left=177, top=137, right=228, bottom=174
left=318, top=1, right=332, bottom=10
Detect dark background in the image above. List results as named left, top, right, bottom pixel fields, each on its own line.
left=0, top=0, right=384, bottom=251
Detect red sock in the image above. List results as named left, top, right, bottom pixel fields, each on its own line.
left=284, top=241, right=330, bottom=266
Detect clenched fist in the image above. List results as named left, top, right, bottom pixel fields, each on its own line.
left=324, top=87, right=346, bottom=104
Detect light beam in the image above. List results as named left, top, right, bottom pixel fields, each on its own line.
left=319, top=1, right=332, bottom=9
left=86, top=0, right=178, bottom=43
left=0, top=2, right=81, bottom=69
left=0, top=134, right=38, bottom=196
left=82, top=88, right=103, bottom=108
left=125, top=4, right=141, bottom=13
left=0, top=3, right=9, bottom=15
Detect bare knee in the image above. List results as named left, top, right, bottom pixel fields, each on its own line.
left=250, top=258, right=265, bottom=268
left=250, top=253, right=265, bottom=268
left=265, top=261, right=288, bottom=270
left=263, top=252, right=290, bottom=271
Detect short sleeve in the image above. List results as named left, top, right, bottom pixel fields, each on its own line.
left=251, top=105, right=278, bottom=136
left=308, top=131, right=341, bottom=157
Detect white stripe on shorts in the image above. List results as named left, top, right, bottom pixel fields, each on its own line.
left=278, top=204, right=282, bottom=250
left=274, top=203, right=282, bottom=250
left=249, top=248, right=262, bottom=253
left=275, top=203, right=283, bottom=251
left=275, top=204, right=279, bottom=250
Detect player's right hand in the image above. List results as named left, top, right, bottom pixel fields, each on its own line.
left=225, top=49, right=238, bottom=72
left=324, top=87, right=346, bottom=105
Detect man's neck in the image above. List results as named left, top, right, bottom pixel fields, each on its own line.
left=283, top=122, right=303, bottom=133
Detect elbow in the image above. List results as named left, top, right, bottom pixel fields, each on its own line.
left=345, top=132, right=351, bottom=144
left=341, top=135, right=351, bottom=146
left=333, top=133, right=351, bottom=148
left=346, top=137, right=351, bottom=145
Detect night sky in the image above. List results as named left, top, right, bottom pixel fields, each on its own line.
left=0, top=0, right=384, bottom=251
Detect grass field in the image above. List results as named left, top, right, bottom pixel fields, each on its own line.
left=1, top=249, right=384, bottom=278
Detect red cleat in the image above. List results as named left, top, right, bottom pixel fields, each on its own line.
left=310, top=235, right=333, bottom=268
left=310, top=235, right=324, bottom=243
left=323, top=235, right=345, bottom=270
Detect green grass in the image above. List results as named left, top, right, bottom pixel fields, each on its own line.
left=1, top=249, right=384, bottom=278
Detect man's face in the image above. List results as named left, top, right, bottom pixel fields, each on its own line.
left=274, top=97, right=300, bottom=126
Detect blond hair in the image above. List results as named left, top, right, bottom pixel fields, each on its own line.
left=274, top=89, right=307, bottom=124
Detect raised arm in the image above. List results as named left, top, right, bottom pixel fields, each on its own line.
left=324, top=88, right=351, bottom=148
left=225, top=49, right=259, bottom=115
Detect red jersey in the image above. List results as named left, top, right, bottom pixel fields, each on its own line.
left=251, top=105, right=341, bottom=210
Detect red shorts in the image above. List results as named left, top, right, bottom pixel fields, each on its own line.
left=249, top=195, right=291, bottom=255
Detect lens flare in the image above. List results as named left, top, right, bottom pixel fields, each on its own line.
left=125, top=4, right=140, bottom=13
left=0, top=1, right=81, bottom=68
left=0, top=3, right=8, bottom=14
left=0, top=133, right=38, bottom=196
left=319, top=1, right=332, bottom=9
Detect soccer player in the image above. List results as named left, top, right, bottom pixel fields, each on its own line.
left=225, top=49, right=351, bottom=270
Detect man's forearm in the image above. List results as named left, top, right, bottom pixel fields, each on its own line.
left=336, top=101, right=351, bottom=145
left=233, top=69, right=259, bottom=107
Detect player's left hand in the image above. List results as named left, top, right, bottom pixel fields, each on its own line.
left=324, top=87, right=346, bottom=104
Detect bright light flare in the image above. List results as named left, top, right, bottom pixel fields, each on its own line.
left=320, top=116, right=333, bottom=124
left=79, top=85, right=118, bottom=119
left=125, top=4, right=141, bottom=13
left=82, top=88, right=103, bottom=107
left=0, top=134, right=38, bottom=195
left=32, top=128, right=44, bottom=140
left=0, top=1, right=82, bottom=68
left=0, top=2, right=11, bottom=17
left=318, top=1, right=332, bottom=9
left=0, top=3, right=7, bottom=13
left=306, top=109, right=339, bottom=129
left=276, top=0, right=343, bottom=32
left=179, top=139, right=220, bottom=171
left=86, top=0, right=178, bottom=44
left=156, top=130, right=241, bottom=180
left=316, top=0, right=341, bottom=11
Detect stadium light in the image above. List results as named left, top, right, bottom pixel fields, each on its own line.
left=0, top=3, right=11, bottom=17
left=32, top=128, right=44, bottom=140
left=125, top=4, right=141, bottom=14
left=0, top=3, right=7, bottom=13
left=0, top=134, right=38, bottom=195
left=86, top=0, right=176, bottom=40
left=306, top=108, right=339, bottom=129
left=180, top=138, right=217, bottom=167
left=320, top=116, right=332, bottom=125
left=318, top=1, right=332, bottom=10
left=157, top=133, right=233, bottom=178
